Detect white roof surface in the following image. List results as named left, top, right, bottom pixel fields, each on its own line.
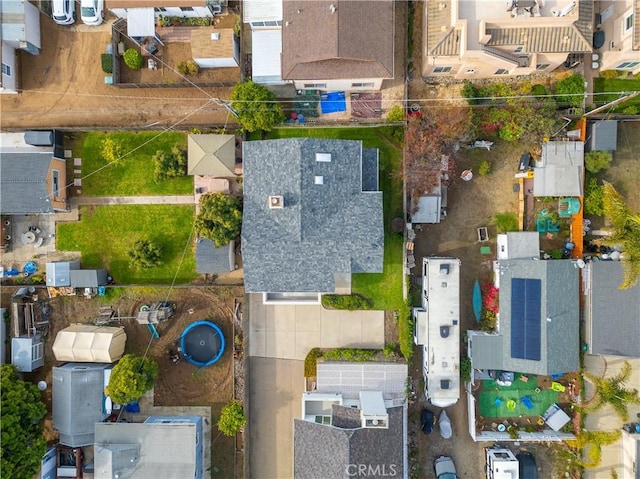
left=251, top=29, right=282, bottom=83
left=422, top=257, right=461, bottom=407
left=533, top=141, right=584, bottom=197
left=243, top=0, right=282, bottom=22
left=53, top=325, right=126, bottom=363
left=127, top=8, right=155, bottom=37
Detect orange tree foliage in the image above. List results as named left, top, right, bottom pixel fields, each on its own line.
left=404, top=106, right=472, bottom=203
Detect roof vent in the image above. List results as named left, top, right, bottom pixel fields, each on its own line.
left=316, top=152, right=331, bottom=162
left=268, top=195, right=284, bottom=209
left=440, top=325, right=450, bottom=338
left=211, top=32, right=220, bottom=40
left=314, top=176, right=324, bottom=185
left=330, top=4, right=337, bottom=13
left=440, top=379, right=451, bottom=390
left=439, top=264, right=450, bottom=275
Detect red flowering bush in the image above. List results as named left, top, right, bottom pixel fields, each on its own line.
left=482, top=283, right=499, bottom=314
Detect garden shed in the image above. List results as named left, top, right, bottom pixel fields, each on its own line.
left=587, top=120, right=617, bottom=152
left=191, top=28, right=239, bottom=69
left=52, top=325, right=126, bottom=363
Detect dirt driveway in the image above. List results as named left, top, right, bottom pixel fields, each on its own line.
left=0, top=14, right=235, bottom=129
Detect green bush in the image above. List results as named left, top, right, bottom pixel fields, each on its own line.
left=499, top=121, right=525, bottom=141
left=123, top=48, right=143, bottom=70
left=128, top=239, right=163, bottom=269
left=585, top=150, right=612, bottom=174
left=398, top=299, right=414, bottom=361
left=621, top=105, right=639, bottom=115
left=321, top=294, right=371, bottom=310
left=477, top=160, right=492, bottom=176
left=531, top=84, right=548, bottom=96
left=479, top=310, right=497, bottom=332
left=460, top=355, right=472, bottom=383
left=386, top=105, right=405, bottom=122
left=153, top=146, right=187, bottom=181
left=178, top=60, right=200, bottom=75
left=101, top=53, right=113, bottom=73
left=584, top=177, right=604, bottom=216
left=217, top=400, right=246, bottom=437
left=304, top=348, right=323, bottom=377
left=323, top=348, right=376, bottom=362
left=461, top=80, right=480, bottom=105
left=599, top=70, right=621, bottom=79
left=555, top=74, right=585, bottom=108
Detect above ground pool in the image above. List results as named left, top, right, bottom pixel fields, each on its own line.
left=180, top=321, right=225, bottom=367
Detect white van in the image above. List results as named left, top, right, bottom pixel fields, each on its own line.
left=52, top=0, right=75, bottom=25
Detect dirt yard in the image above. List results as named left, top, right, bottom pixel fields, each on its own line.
left=0, top=13, right=236, bottom=129
left=1, top=285, right=244, bottom=478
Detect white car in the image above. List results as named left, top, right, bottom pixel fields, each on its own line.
left=80, top=0, right=104, bottom=25
left=434, top=456, right=459, bottom=479
left=52, top=0, right=75, bottom=25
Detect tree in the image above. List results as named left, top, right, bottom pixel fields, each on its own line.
left=585, top=150, right=613, bottom=173
left=1, top=365, right=47, bottom=479
left=555, top=74, right=585, bottom=108
left=128, top=239, right=163, bottom=269
left=584, top=360, right=640, bottom=421
left=195, top=193, right=242, bottom=247
left=106, top=354, right=158, bottom=405
left=597, top=183, right=640, bottom=288
left=101, top=137, right=125, bottom=166
left=217, top=400, right=246, bottom=436
left=153, top=146, right=187, bottom=181
left=230, top=81, right=285, bottom=132
left=123, top=48, right=143, bottom=70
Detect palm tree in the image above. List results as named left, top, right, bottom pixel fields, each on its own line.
left=583, top=360, right=640, bottom=421
left=597, top=183, right=640, bottom=289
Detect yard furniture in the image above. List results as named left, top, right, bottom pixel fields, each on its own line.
left=506, top=399, right=517, bottom=411
left=551, top=381, right=566, bottom=392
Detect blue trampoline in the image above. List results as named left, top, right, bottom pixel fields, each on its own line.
left=180, top=321, right=225, bottom=367
left=320, top=91, right=346, bottom=114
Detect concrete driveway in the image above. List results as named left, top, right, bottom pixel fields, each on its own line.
left=247, top=293, right=384, bottom=360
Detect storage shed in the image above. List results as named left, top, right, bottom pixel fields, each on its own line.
left=53, top=325, right=126, bottom=363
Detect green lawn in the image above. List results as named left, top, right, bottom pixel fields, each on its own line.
left=478, top=378, right=559, bottom=418
left=593, top=78, right=640, bottom=113
left=266, top=126, right=405, bottom=310
left=73, top=132, right=193, bottom=195
left=57, top=205, right=197, bottom=284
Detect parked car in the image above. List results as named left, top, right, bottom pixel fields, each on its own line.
left=516, top=451, right=538, bottom=479
left=434, top=456, right=458, bottom=479
left=80, top=0, right=104, bottom=25
left=420, top=408, right=435, bottom=434
left=52, top=0, right=75, bottom=25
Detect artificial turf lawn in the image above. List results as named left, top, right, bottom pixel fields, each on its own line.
left=265, top=126, right=405, bottom=311
left=478, top=379, right=559, bottom=418
left=57, top=205, right=197, bottom=284
left=73, top=131, right=193, bottom=196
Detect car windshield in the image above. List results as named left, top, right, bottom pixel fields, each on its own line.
left=54, top=14, right=67, bottom=20
left=81, top=6, right=95, bottom=16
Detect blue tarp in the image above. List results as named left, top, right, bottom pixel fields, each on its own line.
left=320, top=91, right=346, bottom=114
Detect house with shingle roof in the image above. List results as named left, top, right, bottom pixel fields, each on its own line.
left=294, top=362, right=408, bottom=479
left=423, top=0, right=593, bottom=79
left=281, top=0, right=394, bottom=91
left=241, top=138, right=383, bottom=304
left=597, top=0, right=640, bottom=74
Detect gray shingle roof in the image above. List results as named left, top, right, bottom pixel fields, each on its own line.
left=587, top=120, right=618, bottom=152
left=587, top=261, right=640, bottom=357
left=498, top=259, right=579, bottom=375
left=294, top=406, right=405, bottom=479
left=469, top=334, right=504, bottom=370
left=53, top=363, right=110, bottom=447
left=241, top=138, right=383, bottom=294
left=195, top=239, right=234, bottom=274
left=281, top=0, right=394, bottom=81
left=0, top=152, right=55, bottom=215
left=70, top=269, right=108, bottom=288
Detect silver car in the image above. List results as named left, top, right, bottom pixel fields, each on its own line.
left=80, top=0, right=104, bottom=25
left=434, top=456, right=459, bottom=479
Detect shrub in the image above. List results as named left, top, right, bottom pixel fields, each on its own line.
left=123, top=48, right=143, bottom=70
left=101, top=137, right=125, bottom=165
left=177, top=61, right=189, bottom=75
left=531, top=84, right=548, bottom=96
left=621, top=105, right=639, bottom=115
left=499, top=121, right=525, bottom=141
left=195, top=193, right=243, bottom=247
left=386, top=105, right=405, bottom=122
left=584, top=177, right=604, bottom=216
left=217, top=400, right=246, bottom=437
left=106, top=354, right=158, bottom=405
left=101, top=53, right=113, bottom=73
left=482, top=283, right=499, bottom=313
left=304, top=348, right=323, bottom=377
left=153, top=146, right=187, bottom=181
left=321, top=294, right=371, bottom=310
left=128, top=239, right=163, bottom=269
left=477, top=160, right=492, bottom=176
left=479, top=310, right=497, bottom=332
left=460, top=355, right=472, bottom=383
left=555, top=74, right=585, bottom=108
left=585, top=150, right=612, bottom=174
left=494, top=212, right=518, bottom=233
left=398, top=299, right=414, bottom=361
left=599, top=70, right=621, bottom=79
left=461, top=80, right=480, bottom=105
left=186, top=60, right=199, bottom=75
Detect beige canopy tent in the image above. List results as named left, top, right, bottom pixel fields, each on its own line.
left=53, top=325, right=126, bottom=363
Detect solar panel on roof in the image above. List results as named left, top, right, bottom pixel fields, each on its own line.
left=510, top=278, right=542, bottom=361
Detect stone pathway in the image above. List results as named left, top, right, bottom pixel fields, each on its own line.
left=70, top=196, right=195, bottom=206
